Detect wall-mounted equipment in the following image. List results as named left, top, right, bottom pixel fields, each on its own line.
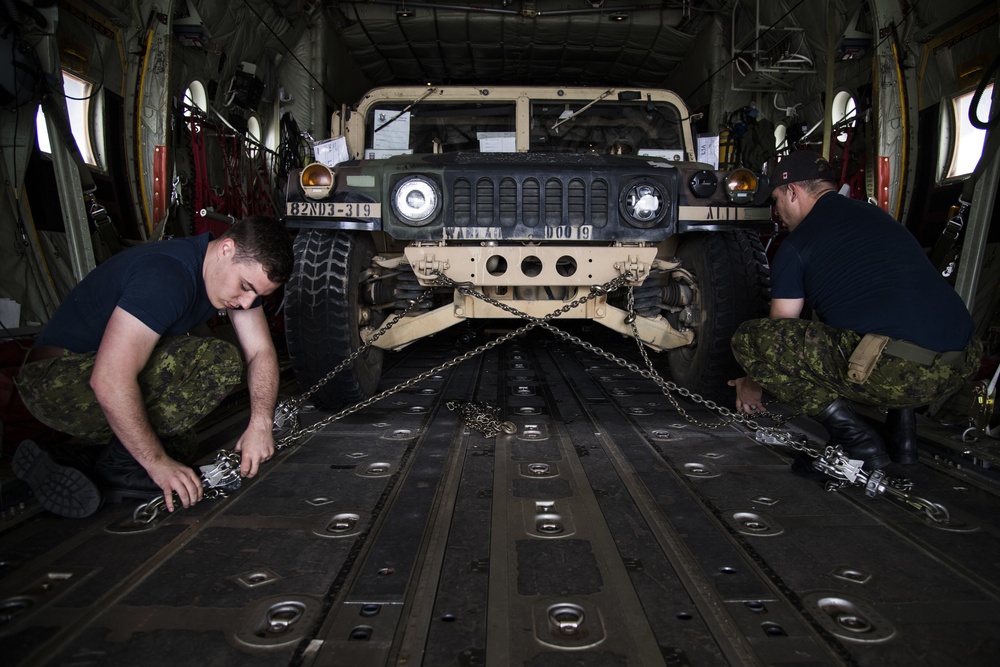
left=836, top=5, right=872, bottom=61
left=731, top=0, right=815, bottom=92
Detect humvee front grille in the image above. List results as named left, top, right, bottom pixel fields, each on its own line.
left=523, top=179, right=540, bottom=227
left=454, top=179, right=472, bottom=226
left=452, top=176, right=611, bottom=229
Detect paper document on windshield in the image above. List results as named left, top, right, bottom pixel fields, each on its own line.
left=373, top=110, right=411, bottom=149
left=478, top=132, right=516, bottom=152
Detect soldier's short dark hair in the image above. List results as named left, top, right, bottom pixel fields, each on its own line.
left=795, top=178, right=839, bottom=196
left=220, top=216, right=294, bottom=284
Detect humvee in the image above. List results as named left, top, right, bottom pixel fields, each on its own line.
left=283, top=86, right=772, bottom=408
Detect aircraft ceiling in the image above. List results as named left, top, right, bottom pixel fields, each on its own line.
left=325, top=0, right=729, bottom=88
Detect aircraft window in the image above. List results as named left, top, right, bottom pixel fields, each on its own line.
left=942, top=83, right=994, bottom=180
left=183, top=81, right=208, bottom=116
left=831, top=90, right=857, bottom=144
left=247, top=116, right=261, bottom=157
left=774, top=123, right=787, bottom=152
left=35, top=71, right=99, bottom=167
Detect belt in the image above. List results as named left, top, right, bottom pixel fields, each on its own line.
left=23, top=345, right=66, bottom=364
left=883, top=339, right=966, bottom=366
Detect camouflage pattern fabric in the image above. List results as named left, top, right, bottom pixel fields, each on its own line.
left=732, top=318, right=982, bottom=415
left=16, top=336, right=242, bottom=460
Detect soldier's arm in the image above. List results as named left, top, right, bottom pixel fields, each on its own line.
left=729, top=297, right=805, bottom=413
left=90, top=307, right=204, bottom=511
left=770, top=298, right=805, bottom=319
left=229, top=305, right=279, bottom=477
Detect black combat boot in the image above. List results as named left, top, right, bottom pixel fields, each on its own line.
left=791, top=398, right=891, bottom=478
left=12, top=440, right=103, bottom=518
left=883, top=407, right=918, bottom=465
left=92, top=438, right=162, bottom=503
left=814, top=398, right=891, bottom=468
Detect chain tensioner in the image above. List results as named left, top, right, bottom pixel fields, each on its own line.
left=133, top=449, right=243, bottom=525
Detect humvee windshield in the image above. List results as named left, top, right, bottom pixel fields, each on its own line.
left=363, top=98, right=686, bottom=157
left=529, top=99, right=684, bottom=156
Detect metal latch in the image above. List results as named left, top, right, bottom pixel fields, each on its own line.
left=615, top=255, right=650, bottom=282
left=413, top=253, right=449, bottom=279
left=814, top=446, right=866, bottom=484
left=199, top=451, right=242, bottom=492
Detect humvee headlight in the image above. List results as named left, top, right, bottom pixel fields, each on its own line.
left=725, top=168, right=758, bottom=204
left=620, top=179, right=666, bottom=228
left=392, top=176, right=440, bottom=226
left=301, top=163, right=334, bottom=199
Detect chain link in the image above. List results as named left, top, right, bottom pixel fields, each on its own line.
left=446, top=401, right=517, bottom=437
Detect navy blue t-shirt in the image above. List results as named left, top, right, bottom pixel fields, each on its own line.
left=36, top=234, right=218, bottom=353
left=770, top=192, right=973, bottom=352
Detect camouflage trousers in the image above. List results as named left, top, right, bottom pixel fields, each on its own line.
left=731, top=318, right=982, bottom=416
left=16, top=336, right=243, bottom=461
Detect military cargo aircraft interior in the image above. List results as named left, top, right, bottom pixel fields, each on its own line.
left=1, top=0, right=999, bottom=665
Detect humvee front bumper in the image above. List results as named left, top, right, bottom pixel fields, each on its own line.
left=404, top=244, right=657, bottom=287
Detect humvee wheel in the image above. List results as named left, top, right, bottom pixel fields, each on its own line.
left=666, top=230, right=770, bottom=400
left=285, top=229, right=383, bottom=409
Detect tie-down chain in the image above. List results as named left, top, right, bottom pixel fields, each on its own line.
left=441, top=275, right=951, bottom=525
left=132, top=274, right=626, bottom=524
left=133, top=270, right=951, bottom=526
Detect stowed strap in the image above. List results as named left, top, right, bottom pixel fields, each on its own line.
left=883, top=339, right=966, bottom=366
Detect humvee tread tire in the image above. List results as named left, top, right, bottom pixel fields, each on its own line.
left=666, top=230, right=770, bottom=401
left=285, top=229, right=382, bottom=409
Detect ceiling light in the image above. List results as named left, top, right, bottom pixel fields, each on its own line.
left=396, top=6, right=415, bottom=17
left=608, top=11, right=628, bottom=21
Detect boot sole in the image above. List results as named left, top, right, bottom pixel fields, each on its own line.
left=12, top=440, right=102, bottom=518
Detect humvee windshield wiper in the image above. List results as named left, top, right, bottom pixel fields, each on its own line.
left=375, top=86, right=439, bottom=133
left=550, top=88, right=615, bottom=132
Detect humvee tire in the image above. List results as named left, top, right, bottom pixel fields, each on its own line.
left=285, top=229, right=383, bottom=409
left=666, top=230, right=770, bottom=400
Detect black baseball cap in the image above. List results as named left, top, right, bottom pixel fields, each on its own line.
left=766, top=150, right=836, bottom=195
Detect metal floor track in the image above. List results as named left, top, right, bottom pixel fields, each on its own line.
left=1, top=327, right=999, bottom=666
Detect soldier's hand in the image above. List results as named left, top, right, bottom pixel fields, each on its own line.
left=234, top=425, right=275, bottom=478
left=147, top=458, right=203, bottom=512
left=729, top=376, right=766, bottom=414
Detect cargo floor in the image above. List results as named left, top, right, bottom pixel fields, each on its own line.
left=1, top=327, right=998, bottom=666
